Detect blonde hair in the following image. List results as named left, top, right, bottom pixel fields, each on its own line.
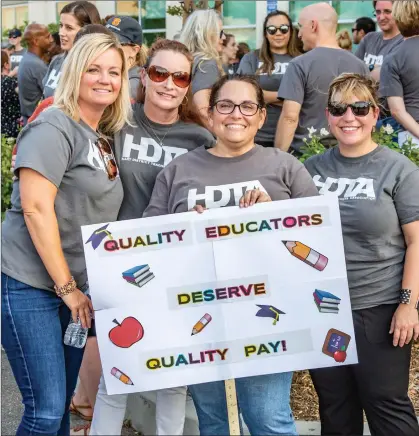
left=392, top=0, right=419, bottom=37
left=179, top=9, right=224, bottom=75
left=328, top=73, right=379, bottom=108
left=135, top=43, right=148, bottom=67
left=54, top=33, right=132, bottom=135
left=336, top=29, right=353, bottom=51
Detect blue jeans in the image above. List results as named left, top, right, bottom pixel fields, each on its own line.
left=189, top=372, right=297, bottom=435
left=1, top=273, right=85, bottom=436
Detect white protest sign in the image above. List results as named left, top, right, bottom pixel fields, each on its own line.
left=82, top=196, right=357, bottom=395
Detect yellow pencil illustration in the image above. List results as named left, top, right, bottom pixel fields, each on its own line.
left=191, top=313, right=212, bottom=336
left=111, top=367, right=134, bottom=385
left=282, top=240, right=328, bottom=271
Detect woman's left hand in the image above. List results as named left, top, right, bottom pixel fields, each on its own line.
left=239, top=189, right=272, bottom=208
left=389, top=304, right=419, bottom=347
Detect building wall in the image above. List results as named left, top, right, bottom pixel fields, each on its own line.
left=2, top=1, right=375, bottom=48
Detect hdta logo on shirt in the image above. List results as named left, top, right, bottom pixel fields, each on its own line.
left=187, top=180, right=268, bottom=210
left=312, top=175, right=376, bottom=200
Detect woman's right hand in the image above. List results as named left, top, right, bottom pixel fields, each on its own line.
left=61, top=289, right=93, bottom=329
left=190, top=205, right=207, bottom=214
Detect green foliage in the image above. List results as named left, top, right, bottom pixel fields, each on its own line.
left=47, top=23, right=60, bottom=35
left=166, top=5, right=184, bottom=17
left=1, top=135, right=15, bottom=221
left=299, top=125, right=419, bottom=166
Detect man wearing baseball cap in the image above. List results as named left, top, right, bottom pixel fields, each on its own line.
left=106, top=15, right=143, bottom=99
left=8, top=28, right=26, bottom=72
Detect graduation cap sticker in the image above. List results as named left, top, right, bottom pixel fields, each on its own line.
left=85, top=224, right=113, bottom=250
left=255, top=304, right=285, bottom=325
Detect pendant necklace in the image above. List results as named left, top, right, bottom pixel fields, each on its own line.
left=143, top=113, right=178, bottom=146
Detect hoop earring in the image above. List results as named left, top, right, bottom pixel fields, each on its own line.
left=181, top=95, right=189, bottom=107
left=372, top=126, right=376, bottom=133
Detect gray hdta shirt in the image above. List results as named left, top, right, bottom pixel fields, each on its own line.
left=1, top=108, right=124, bottom=291
left=143, top=144, right=318, bottom=216
left=304, top=146, right=419, bottom=311
left=10, top=48, right=26, bottom=70
left=355, top=31, right=403, bottom=67
left=277, top=47, right=369, bottom=153
left=191, top=57, right=222, bottom=95
left=17, top=51, right=48, bottom=123
left=114, top=103, right=215, bottom=220
left=238, top=51, right=293, bottom=146
left=43, top=53, right=66, bottom=99
left=380, top=38, right=419, bottom=123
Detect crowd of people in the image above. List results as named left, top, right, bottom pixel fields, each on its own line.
left=1, top=0, right=419, bottom=435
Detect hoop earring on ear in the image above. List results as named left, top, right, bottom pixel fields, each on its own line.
left=372, top=126, right=376, bottom=133
left=181, top=95, right=189, bottom=107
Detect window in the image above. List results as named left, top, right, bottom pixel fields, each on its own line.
left=1, top=5, right=28, bottom=33
left=332, top=1, right=374, bottom=22
left=15, top=5, right=28, bottom=27
left=289, top=1, right=323, bottom=22
left=223, top=0, right=256, bottom=49
left=116, top=0, right=139, bottom=19
left=140, top=0, right=166, bottom=45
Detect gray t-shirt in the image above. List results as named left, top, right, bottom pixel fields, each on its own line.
left=191, top=57, right=222, bottom=95
left=380, top=38, right=419, bottom=123
left=277, top=47, right=369, bottom=153
left=129, top=66, right=141, bottom=100
left=10, top=48, right=26, bottom=70
left=355, top=31, right=403, bottom=67
left=304, top=146, right=419, bottom=310
left=17, top=51, right=48, bottom=123
left=238, top=51, right=293, bottom=146
left=114, top=104, right=215, bottom=220
left=1, top=108, right=124, bottom=291
left=143, top=144, right=318, bottom=216
left=43, top=53, right=66, bottom=99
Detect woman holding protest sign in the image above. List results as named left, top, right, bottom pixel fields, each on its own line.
left=143, top=74, right=318, bottom=435
left=304, top=73, right=419, bottom=436
left=1, top=33, right=131, bottom=436
left=89, top=39, right=215, bottom=436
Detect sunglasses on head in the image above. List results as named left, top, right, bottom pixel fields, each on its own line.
left=266, top=24, right=290, bottom=35
left=328, top=101, right=373, bottom=117
left=147, top=65, right=191, bottom=88
left=95, top=137, right=118, bottom=181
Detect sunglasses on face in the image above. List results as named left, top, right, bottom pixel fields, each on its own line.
left=265, top=24, right=290, bottom=35
left=95, top=137, right=118, bottom=181
left=214, top=100, right=260, bottom=116
left=328, top=101, right=373, bottom=117
left=147, top=65, right=191, bottom=88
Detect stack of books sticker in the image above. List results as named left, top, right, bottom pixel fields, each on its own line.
left=122, top=265, right=155, bottom=288
left=313, top=289, right=341, bottom=314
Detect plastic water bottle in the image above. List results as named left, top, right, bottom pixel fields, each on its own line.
left=64, top=317, right=88, bottom=348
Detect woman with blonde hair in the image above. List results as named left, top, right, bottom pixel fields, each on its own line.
left=1, top=33, right=131, bottom=436
left=380, top=0, right=419, bottom=147
left=336, top=29, right=353, bottom=51
left=179, top=8, right=226, bottom=128
left=305, top=73, right=419, bottom=436
left=238, top=10, right=302, bottom=147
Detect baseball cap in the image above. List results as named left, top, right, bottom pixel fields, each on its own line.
left=105, top=16, right=142, bottom=46
left=8, top=28, right=22, bottom=38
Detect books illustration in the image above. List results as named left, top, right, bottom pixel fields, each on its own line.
left=122, top=264, right=155, bottom=288
left=313, top=289, right=341, bottom=314
left=282, top=241, right=328, bottom=271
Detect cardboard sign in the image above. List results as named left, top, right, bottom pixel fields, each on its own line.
left=82, top=196, right=357, bottom=394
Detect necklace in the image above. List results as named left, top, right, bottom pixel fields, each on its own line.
left=143, top=113, right=178, bottom=146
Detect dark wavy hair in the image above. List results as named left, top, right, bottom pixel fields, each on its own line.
left=257, top=10, right=302, bottom=75
left=60, top=1, right=101, bottom=27
left=209, top=74, right=266, bottom=110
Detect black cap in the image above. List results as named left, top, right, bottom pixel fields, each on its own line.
left=105, top=16, right=142, bottom=46
left=9, top=28, right=22, bottom=38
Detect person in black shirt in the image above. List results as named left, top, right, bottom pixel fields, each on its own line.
left=1, top=50, right=20, bottom=137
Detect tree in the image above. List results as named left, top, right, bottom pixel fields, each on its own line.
left=167, top=0, right=224, bottom=24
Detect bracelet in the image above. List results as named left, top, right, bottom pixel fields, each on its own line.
left=54, top=276, right=77, bottom=297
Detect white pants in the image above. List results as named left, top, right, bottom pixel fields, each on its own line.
left=398, top=130, right=419, bottom=148
left=90, top=374, right=187, bottom=435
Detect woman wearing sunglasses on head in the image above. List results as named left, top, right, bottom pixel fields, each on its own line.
left=89, top=38, right=215, bottom=436
left=1, top=33, right=131, bottom=436
left=143, top=74, right=318, bottom=435
left=179, top=9, right=226, bottom=129
left=43, top=0, right=101, bottom=98
left=237, top=10, right=301, bottom=148
left=304, top=73, right=419, bottom=436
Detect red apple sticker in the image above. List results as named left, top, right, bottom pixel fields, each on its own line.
left=109, top=317, right=144, bottom=348
left=333, top=347, right=347, bottom=363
